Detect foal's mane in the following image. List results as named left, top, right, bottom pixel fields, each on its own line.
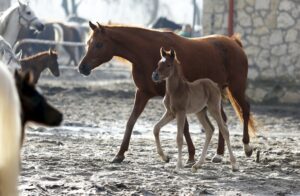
left=21, top=51, right=57, bottom=61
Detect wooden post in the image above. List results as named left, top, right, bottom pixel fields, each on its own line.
left=228, top=0, right=234, bottom=36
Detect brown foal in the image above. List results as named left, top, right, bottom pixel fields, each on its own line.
left=20, top=49, right=59, bottom=84
left=152, top=48, right=238, bottom=171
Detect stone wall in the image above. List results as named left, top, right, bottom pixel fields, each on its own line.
left=202, top=0, right=300, bottom=104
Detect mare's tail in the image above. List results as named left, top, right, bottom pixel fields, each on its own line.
left=231, top=33, right=243, bottom=48
left=225, top=87, right=257, bottom=137
left=0, top=63, right=21, bottom=196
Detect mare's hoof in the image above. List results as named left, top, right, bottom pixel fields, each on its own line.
left=184, top=159, right=196, bottom=168
left=211, top=154, right=223, bottom=163
left=191, top=165, right=198, bottom=173
left=111, top=155, right=125, bottom=163
left=245, top=148, right=253, bottom=157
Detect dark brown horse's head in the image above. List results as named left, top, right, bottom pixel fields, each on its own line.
left=14, top=70, right=63, bottom=127
left=152, top=47, right=176, bottom=82
left=47, top=49, right=60, bottom=77
left=78, top=21, right=114, bottom=76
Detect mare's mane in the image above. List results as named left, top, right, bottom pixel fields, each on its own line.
left=0, top=4, right=19, bottom=35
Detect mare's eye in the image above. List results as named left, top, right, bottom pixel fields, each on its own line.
left=95, top=43, right=103, bottom=49
left=27, top=11, right=31, bottom=15
left=167, top=64, right=171, bottom=67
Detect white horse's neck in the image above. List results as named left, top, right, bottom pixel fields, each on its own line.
left=0, top=6, right=20, bottom=46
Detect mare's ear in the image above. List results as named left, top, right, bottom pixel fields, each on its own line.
left=14, top=70, right=21, bottom=83
left=89, top=21, right=97, bottom=31
left=160, top=47, right=167, bottom=57
left=97, top=22, right=105, bottom=34
left=49, top=48, right=53, bottom=55
left=170, top=48, right=176, bottom=60
left=18, top=0, right=26, bottom=9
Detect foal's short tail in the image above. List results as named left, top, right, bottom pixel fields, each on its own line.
left=0, top=63, right=21, bottom=196
left=225, top=87, right=257, bottom=137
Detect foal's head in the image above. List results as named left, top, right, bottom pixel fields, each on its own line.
left=14, top=70, right=63, bottom=127
left=78, top=21, right=114, bottom=76
left=47, top=49, right=59, bottom=77
left=152, top=47, right=177, bottom=82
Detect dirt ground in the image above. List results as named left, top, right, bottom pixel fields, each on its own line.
left=19, top=63, right=300, bottom=195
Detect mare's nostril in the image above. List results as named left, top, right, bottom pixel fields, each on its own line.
left=152, top=71, right=159, bottom=82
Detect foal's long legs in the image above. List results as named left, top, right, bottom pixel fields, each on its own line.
left=153, top=111, right=175, bottom=162
left=176, top=111, right=186, bottom=170
left=192, top=109, right=214, bottom=172
left=208, top=104, right=238, bottom=171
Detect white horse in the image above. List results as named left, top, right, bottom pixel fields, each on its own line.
left=0, top=62, right=21, bottom=196
left=0, top=35, right=22, bottom=68
left=0, top=1, right=44, bottom=46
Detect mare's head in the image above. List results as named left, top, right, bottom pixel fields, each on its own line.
left=152, top=47, right=176, bottom=82
left=78, top=21, right=114, bottom=76
left=47, top=49, right=59, bottom=77
left=14, top=70, right=63, bottom=126
left=17, top=1, right=44, bottom=32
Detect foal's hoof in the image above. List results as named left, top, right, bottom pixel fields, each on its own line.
left=211, top=154, right=223, bottom=163
left=244, top=145, right=253, bottom=157
left=184, top=159, right=196, bottom=168
left=162, top=155, right=171, bottom=163
left=232, top=163, right=239, bottom=172
left=111, top=155, right=125, bottom=163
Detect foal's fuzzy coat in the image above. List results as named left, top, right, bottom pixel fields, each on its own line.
left=152, top=48, right=238, bottom=171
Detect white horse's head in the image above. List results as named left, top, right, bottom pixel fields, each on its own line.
left=17, top=1, right=44, bottom=32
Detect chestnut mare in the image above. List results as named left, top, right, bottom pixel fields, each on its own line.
left=78, top=22, right=256, bottom=163
left=20, top=49, right=59, bottom=84
left=152, top=48, right=238, bottom=171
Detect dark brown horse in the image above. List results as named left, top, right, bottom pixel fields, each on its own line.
left=14, top=70, right=63, bottom=146
left=78, top=22, right=256, bottom=163
left=20, top=49, right=59, bottom=84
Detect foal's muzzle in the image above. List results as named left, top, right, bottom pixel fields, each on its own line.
left=152, top=70, right=161, bottom=83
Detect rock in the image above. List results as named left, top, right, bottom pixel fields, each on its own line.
left=238, top=12, right=252, bottom=27
left=285, top=29, right=298, bottom=42
left=271, top=44, right=287, bottom=56
left=255, top=0, right=270, bottom=10
left=269, top=30, right=283, bottom=45
left=277, top=12, right=295, bottom=28
left=279, top=1, right=295, bottom=11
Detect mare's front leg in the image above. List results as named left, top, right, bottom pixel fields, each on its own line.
left=176, top=111, right=186, bottom=170
left=153, top=111, right=174, bottom=162
left=112, top=90, right=151, bottom=163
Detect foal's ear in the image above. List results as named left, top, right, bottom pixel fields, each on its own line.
left=89, top=21, right=97, bottom=31
left=49, top=48, right=54, bottom=55
left=160, top=47, right=167, bottom=57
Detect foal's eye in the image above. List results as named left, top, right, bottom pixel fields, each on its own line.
left=95, top=43, right=103, bottom=49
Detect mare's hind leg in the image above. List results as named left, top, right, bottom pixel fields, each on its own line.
left=234, top=92, right=253, bottom=157
left=212, top=105, right=226, bottom=163
left=192, top=109, right=214, bottom=172
left=153, top=111, right=175, bottom=162
left=208, top=104, right=238, bottom=171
